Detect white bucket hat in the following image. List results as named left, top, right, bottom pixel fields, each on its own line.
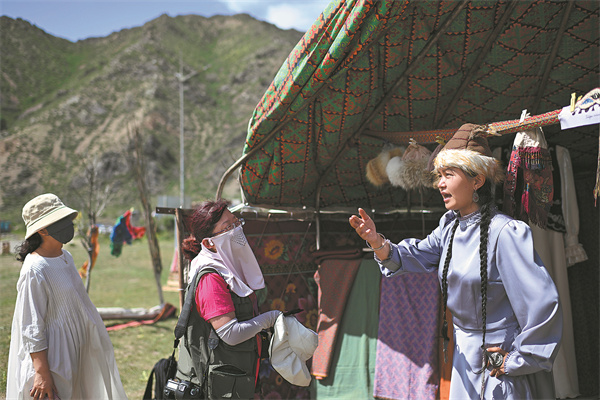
left=22, top=193, right=78, bottom=239
left=269, top=314, right=318, bottom=387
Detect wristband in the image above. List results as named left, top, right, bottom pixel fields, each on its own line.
left=366, top=233, right=387, bottom=251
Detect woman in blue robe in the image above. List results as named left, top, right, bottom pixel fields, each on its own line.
left=350, top=124, right=562, bottom=399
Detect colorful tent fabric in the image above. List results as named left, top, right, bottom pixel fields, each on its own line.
left=237, top=0, right=599, bottom=211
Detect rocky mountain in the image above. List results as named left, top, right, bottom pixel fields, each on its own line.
left=0, top=14, right=303, bottom=225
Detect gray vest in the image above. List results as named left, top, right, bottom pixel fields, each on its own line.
left=176, top=267, right=258, bottom=398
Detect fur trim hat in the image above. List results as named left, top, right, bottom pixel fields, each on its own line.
left=433, top=124, right=504, bottom=184
left=366, top=146, right=405, bottom=187
left=387, top=139, right=433, bottom=190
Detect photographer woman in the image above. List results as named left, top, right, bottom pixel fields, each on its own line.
left=176, top=199, right=280, bottom=399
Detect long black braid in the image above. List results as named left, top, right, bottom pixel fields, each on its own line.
left=440, top=218, right=459, bottom=362
left=476, top=185, right=493, bottom=374
left=440, top=179, right=494, bottom=367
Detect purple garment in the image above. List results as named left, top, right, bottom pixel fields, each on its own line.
left=377, top=210, right=562, bottom=400
left=374, top=272, right=440, bottom=400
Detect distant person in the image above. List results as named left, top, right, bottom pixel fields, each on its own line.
left=177, top=199, right=281, bottom=398
left=7, top=193, right=127, bottom=400
left=349, top=125, right=562, bottom=399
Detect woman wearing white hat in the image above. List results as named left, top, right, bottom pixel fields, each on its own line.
left=6, top=193, right=127, bottom=400
left=350, top=124, right=562, bottom=400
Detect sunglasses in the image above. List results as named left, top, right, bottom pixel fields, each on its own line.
left=212, top=218, right=245, bottom=237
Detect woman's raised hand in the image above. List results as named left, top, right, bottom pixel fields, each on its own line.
left=349, top=208, right=380, bottom=245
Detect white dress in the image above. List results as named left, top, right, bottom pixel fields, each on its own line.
left=6, top=250, right=128, bottom=399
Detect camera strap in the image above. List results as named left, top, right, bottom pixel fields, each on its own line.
left=174, top=267, right=218, bottom=341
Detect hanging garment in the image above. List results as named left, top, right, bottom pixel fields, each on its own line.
left=315, top=259, right=381, bottom=399
left=110, top=214, right=132, bottom=257
left=373, top=272, right=440, bottom=400
left=123, top=209, right=146, bottom=239
left=546, top=147, right=567, bottom=233
left=555, top=146, right=588, bottom=266
left=530, top=224, right=580, bottom=398
left=312, top=250, right=362, bottom=379
left=504, top=128, right=554, bottom=228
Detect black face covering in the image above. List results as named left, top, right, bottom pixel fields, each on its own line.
left=46, top=217, right=75, bottom=244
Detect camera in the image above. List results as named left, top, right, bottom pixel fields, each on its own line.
left=164, top=379, right=203, bottom=399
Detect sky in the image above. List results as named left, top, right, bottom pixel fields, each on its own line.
left=1, top=0, right=331, bottom=42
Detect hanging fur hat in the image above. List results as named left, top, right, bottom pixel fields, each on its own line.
left=433, top=124, right=504, bottom=185
left=366, top=145, right=405, bottom=187
left=386, top=139, right=433, bottom=190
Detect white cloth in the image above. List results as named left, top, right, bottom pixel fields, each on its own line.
left=556, top=145, right=588, bottom=266
left=270, top=314, right=318, bottom=387
left=512, top=127, right=548, bottom=149
left=531, top=224, right=580, bottom=398
left=6, top=250, right=127, bottom=400
left=189, top=225, right=264, bottom=297
left=558, top=103, right=600, bottom=130
left=529, top=144, right=583, bottom=398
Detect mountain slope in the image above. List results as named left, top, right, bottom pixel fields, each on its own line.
left=0, top=14, right=303, bottom=223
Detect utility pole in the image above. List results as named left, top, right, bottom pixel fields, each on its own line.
left=175, top=55, right=197, bottom=208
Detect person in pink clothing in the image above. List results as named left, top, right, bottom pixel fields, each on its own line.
left=176, top=199, right=280, bottom=398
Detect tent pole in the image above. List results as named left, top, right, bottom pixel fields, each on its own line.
left=315, top=211, right=321, bottom=251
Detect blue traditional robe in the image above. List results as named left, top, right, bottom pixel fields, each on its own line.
left=377, top=209, right=562, bottom=399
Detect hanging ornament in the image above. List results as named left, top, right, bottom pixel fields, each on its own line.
left=386, top=139, right=433, bottom=190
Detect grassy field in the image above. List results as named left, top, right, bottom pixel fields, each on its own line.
left=0, top=233, right=181, bottom=399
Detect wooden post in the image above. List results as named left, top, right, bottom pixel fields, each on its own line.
left=175, top=208, right=187, bottom=309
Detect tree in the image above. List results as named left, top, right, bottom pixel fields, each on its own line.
left=70, top=154, right=122, bottom=292
left=127, top=122, right=165, bottom=306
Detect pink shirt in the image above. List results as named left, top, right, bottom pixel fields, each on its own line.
left=195, top=273, right=235, bottom=321
left=194, top=272, right=262, bottom=383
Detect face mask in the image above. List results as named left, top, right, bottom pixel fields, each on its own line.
left=46, top=218, right=75, bottom=244
left=205, top=225, right=265, bottom=296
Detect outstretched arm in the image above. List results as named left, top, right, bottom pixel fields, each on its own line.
left=210, top=311, right=282, bottom=346
left=349, top=208, right=390, bottom=260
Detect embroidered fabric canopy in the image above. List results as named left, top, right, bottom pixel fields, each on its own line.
left=219, top=0, right=599, bottom=211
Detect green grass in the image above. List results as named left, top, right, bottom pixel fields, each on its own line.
left=0, top=234, right=180, bottom=399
